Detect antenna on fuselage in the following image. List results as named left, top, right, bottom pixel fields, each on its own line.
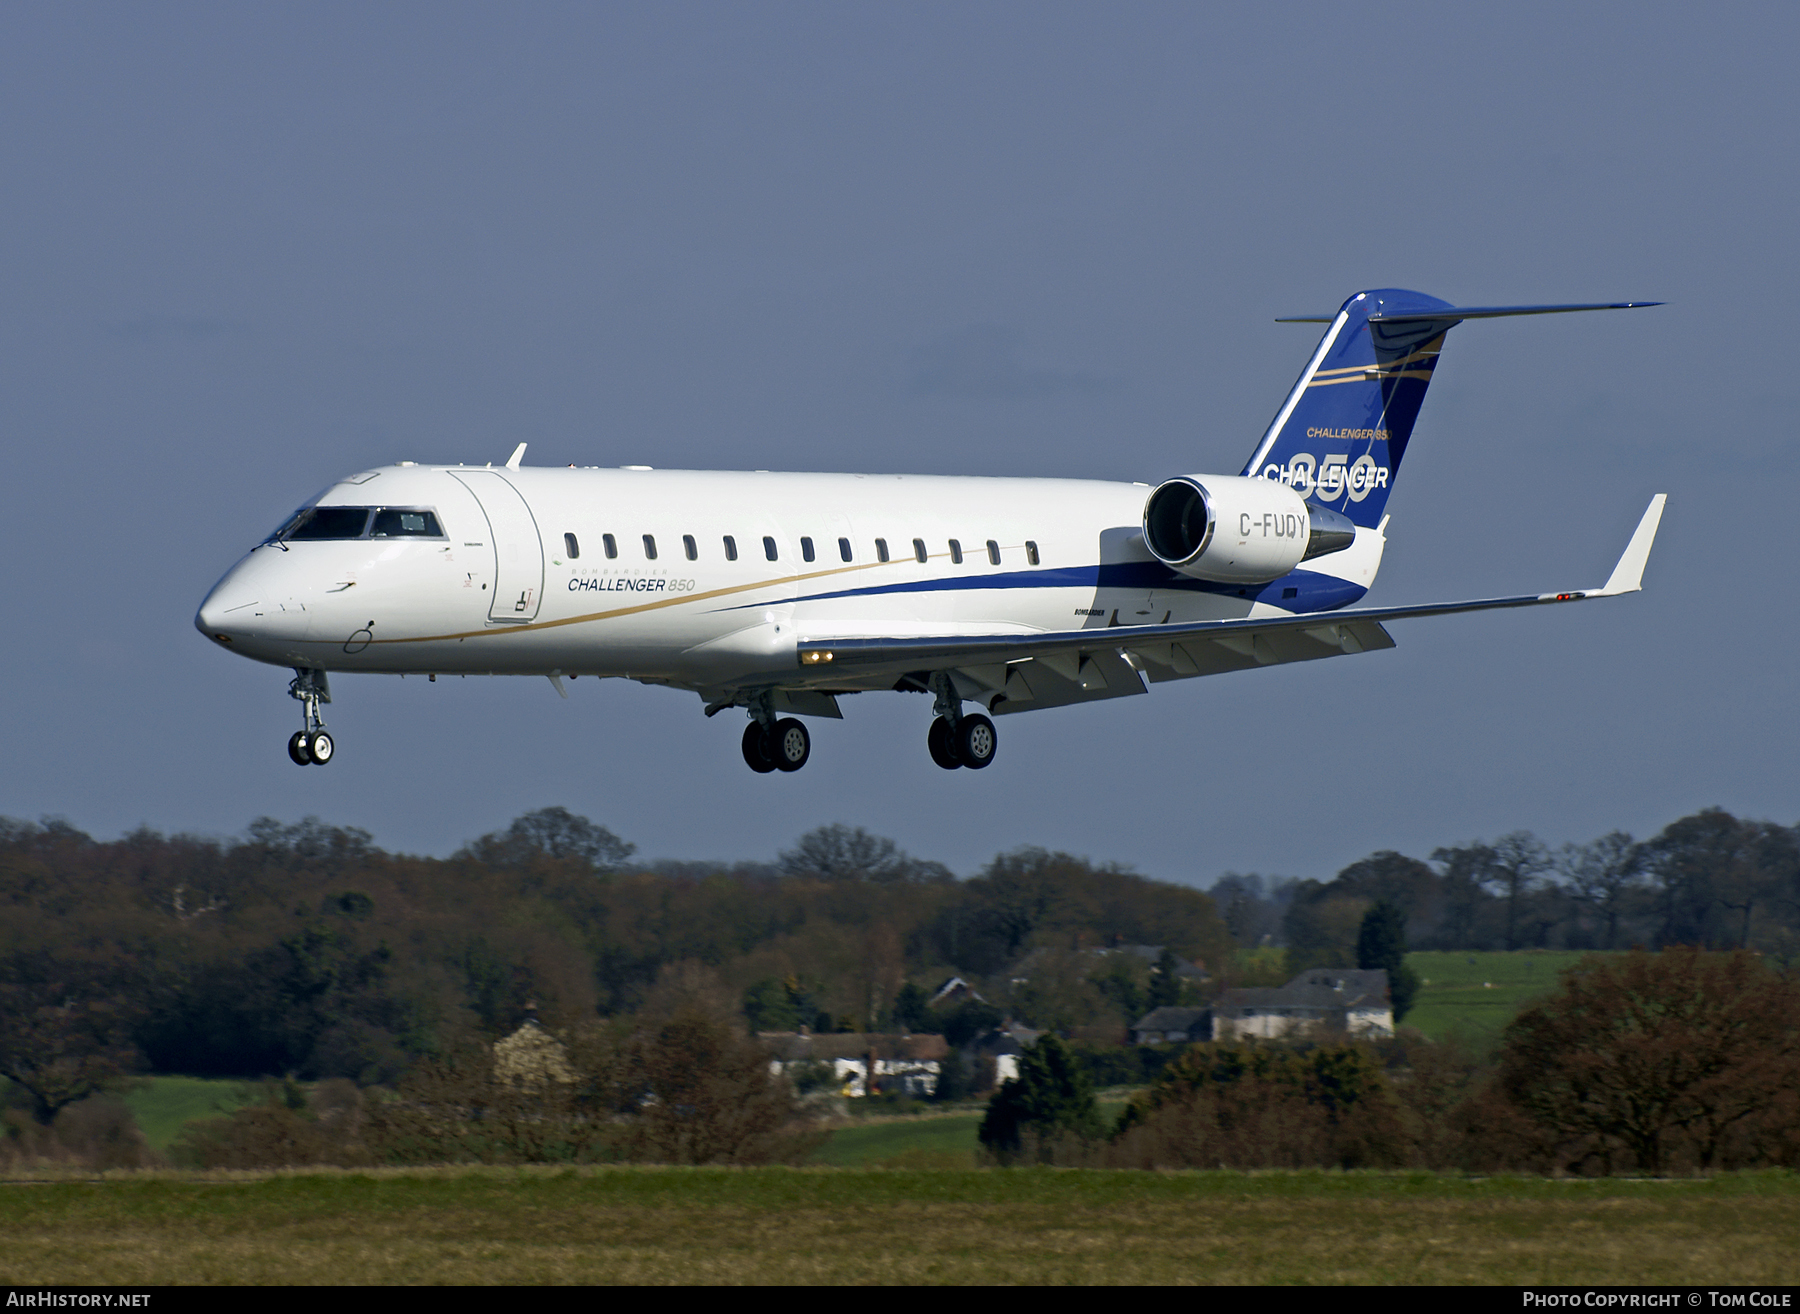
left=505, top=443, right=527, bottom=471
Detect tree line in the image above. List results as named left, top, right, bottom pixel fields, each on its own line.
left=1213, top=808, right=1800, bottom=969
left=1, top=804, right=1794, bottom=1126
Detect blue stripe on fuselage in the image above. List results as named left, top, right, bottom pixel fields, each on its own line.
left=711, top=564, right=1366, bottom=614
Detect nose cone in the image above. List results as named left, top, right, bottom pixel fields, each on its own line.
left=196, top=549, right=287, bottom=650
left=196, top=577, right=254, bottom=646
left=195, top=548, right=322, bottom=664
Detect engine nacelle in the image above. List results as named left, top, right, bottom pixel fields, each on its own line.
left=1142, top=475, right=1356, bottom=584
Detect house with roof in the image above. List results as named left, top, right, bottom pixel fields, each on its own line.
left=968, top=1020, right=1043, bottom=1084
left=1130, top=1006, right=1213, bottom=1045
left=929, top=975, right=988, bottom=1006
left=1211, top=968, right=1393, bottom=1041
left=761, top=1031, right=950, bottom=1098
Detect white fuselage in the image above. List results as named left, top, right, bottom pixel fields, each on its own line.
left=195, top=463, right=1383, bottom=703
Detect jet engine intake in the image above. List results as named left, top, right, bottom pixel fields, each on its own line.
left=1143, top=475, right=1353, bottom=584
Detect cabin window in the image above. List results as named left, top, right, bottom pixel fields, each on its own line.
left=875, top=538, right=889, bottom=563
left=1025, top=540, right=1040, bottom=566
left=285, top=507, right=371, bottom=541
left=723, top=535, right=738, bottom=562
left=948, top=539, right=962, bottom=564
left=763, top=536, right=778, bottom=561
left=370, top=508, right=444, bottom=538
left=642, top=534, right=658, bottom=560
left=986, top=539, right=1000, bottom=565
left=563, top=533, right=580, bottom=559
left=912, top=538, right=927, bottom=563
left=602, top=533, right=618, bottom=559
left=1282, top=586, right=1297, bottom=599
left=838, top=537, right=852, bottom=562
left=800, top=536, right=815, bottom=563
left=683, top=534, right=698, bottom=561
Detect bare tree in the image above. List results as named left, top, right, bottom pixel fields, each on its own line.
left=1715, top=824, right=1799, bottom=950
left=778, top=824, right=950, bottom=884
left=1641, top=809, right=1800, bottom=949
left=1430, top=842, right=1497, bottom=948
left=1486, top=832, right=1555, bottom=951
left=1209, top=872, right=1293, bottom=947
left=457, top=807, right=635, bottom=871
left=1559, top=831, right=1644, bottom=949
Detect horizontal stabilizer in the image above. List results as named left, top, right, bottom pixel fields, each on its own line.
left=1278, top=301, right=1661, bottom=325
left=1369, top=301, right=1662, bottom=323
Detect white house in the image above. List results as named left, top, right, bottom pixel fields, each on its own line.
left=1211, top=969, right=1393, bottom=1041
left=761, top=1032, right=949, bottom=1097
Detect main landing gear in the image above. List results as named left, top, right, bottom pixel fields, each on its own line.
left=287, top=668, right=335, bottom=766
left=736, top=689, right=812, bottom=774
left=927, top=712, right=996, bottom=769
left=741, top=717, right=810, bottom=773
left=926, top=672, right=997, bottom=770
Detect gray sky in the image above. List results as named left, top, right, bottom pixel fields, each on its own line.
left=3, top=2, right=1794, bottom=885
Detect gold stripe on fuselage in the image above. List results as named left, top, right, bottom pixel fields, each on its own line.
left=374, top=549, right=974, bottom=646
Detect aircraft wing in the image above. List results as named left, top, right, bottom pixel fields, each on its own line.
left=790, top=495, right=1665, bottom=715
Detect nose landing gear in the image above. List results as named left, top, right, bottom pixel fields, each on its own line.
left=287, top=668, right=336, bottom=766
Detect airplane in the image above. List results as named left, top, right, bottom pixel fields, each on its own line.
left=195, top=288, right=1665, bottom=774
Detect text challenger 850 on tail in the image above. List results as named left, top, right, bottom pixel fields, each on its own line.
left=196, top=289, right=1666, bottom=773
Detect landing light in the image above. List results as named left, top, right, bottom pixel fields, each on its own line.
left=801, top=650, right=833, bottom=664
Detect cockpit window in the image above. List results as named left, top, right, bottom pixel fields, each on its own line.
left=283, top=507, right=372, bottom=540
left=270, top=505, right=444, bottom=543
left=371, top=508, right=444, bottom=537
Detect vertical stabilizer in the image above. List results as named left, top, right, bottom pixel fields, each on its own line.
left=1242, top=288, right=1453, bottom=529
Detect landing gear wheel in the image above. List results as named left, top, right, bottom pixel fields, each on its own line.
left=772, top=717, right=810, bottom=772
left=955, top=714, right=996, bottom=769
left=927, top=716, right=962, bottom=770
left=742, top=722, right=778, bottom=773
left=288, top=732, right=314, bottom=766
left=305, top=730, right=335, bottom=764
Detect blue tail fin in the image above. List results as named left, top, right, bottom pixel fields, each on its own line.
left=1243, top=289, right=1660, bottom=528
left=1241, top=288, right=1452, bottom=529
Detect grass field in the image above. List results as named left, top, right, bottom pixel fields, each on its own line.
left=811, top=1114, right=985, bottom=1168
left=3, top=1166, right=1797, bottom=1285
left=120, top=1076, right=257, bottom=1152
left=1403, top=950, right=1605, bottom=1050
left=814, top=1101, right=1131, bottom=1168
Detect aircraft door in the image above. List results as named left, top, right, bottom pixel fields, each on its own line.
left=449, top=471, right=545, bottom=622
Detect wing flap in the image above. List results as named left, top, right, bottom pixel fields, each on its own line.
left=1136, top=621, right=1394, bottom=685
left=986, top=648, right=1147, bottom=715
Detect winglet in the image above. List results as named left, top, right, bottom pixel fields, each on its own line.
left=505, top=442, right=528, bottom=471
left=1597, top=495, right=1667, bottom=596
